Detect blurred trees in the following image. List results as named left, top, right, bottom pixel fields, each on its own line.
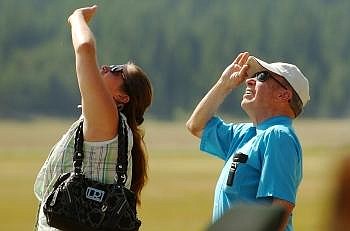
left=0, top=0, right=349, bottom=119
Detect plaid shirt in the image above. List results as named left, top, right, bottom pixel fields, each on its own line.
left=34, top=114, right=133, bottom=230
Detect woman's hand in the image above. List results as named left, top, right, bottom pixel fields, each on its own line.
left=68, top=5, right=98, bottom=25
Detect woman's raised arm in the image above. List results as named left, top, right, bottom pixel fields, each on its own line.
left=68, top=5, right=118, bottom=141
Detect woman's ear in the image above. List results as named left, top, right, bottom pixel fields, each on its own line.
left=114, top=94, right=130, bottom=104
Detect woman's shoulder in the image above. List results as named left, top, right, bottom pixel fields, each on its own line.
left=83, top=112, right=133, bottom=147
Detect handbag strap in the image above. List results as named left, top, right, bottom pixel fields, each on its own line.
left=73, top=121, right=84, bottom=175
left=73, top=113, right=129, bottom=186
left=116, top=114, right=129, bottom=185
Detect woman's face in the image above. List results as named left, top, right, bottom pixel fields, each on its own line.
left=100, top=65, right=129, bottom=103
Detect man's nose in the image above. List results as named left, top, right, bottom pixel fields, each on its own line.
left=245, top=77, right=256, bottom=86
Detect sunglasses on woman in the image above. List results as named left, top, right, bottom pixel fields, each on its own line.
left=254, top=71, right=288, bottom=90
left=109, top=64, right=128, bottom=80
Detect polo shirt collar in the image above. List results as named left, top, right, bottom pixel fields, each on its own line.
left=256, top=116, right=292, bottom=133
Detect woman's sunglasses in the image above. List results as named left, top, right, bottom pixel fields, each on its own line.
left=254, top=71, right=288, bottom=90
left=109, top=64, right=128, bottom=80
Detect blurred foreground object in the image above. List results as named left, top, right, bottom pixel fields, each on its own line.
left=329, top=155, right=350, bottom=231
left=206, top=204, right=285, bottom=231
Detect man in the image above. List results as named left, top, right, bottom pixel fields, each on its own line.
left=186, top=51, right=310, bottom=231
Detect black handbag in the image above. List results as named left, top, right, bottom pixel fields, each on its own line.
left=43, top=115, right=141, bottom=231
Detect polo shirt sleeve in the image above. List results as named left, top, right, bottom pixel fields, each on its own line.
left=256, top=128, right=302, bottom=204
left=200, top=116, right=236, bottom=161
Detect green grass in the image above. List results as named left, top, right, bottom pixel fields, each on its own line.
left=0, top=118, right=349, bottom=230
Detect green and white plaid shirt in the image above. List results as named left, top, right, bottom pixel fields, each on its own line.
left=34, top=114, right=133, bottom=230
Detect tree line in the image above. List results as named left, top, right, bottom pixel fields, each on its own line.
left=1, top=0, right=349, bottom=120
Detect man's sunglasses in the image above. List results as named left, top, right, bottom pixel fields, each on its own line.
left=109, top=64, right=127, bottom=80
left=254, top=71, right=288, bottom=90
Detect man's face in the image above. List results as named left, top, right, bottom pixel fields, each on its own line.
left=241, top=71, right=285, bottom=117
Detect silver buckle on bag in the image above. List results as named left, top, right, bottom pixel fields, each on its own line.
left=86, top=187, right=105, bottom=202
left=115, top=164, right=128, bottom=184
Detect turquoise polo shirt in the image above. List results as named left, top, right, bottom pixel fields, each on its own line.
left=200, top=116, right=302, bottom=231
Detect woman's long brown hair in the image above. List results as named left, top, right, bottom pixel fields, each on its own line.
left=122, top=62, right=152, bottom=205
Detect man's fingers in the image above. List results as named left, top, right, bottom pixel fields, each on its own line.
left=238, top=64, right=249, bottom=80
left=233, top=64, right=248, bottom=79
left=233, top=52, right=245, bottom=64
left=237, top=52, right=249, bottom=67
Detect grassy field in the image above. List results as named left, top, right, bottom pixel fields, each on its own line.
left=0, top=118, right=349, bottom=230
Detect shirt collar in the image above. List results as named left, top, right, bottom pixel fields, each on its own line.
left=256, top=116, right=292, bottom=134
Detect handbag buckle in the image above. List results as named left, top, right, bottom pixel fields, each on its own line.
left=115, top=173, right=127, bottom=184
left=86, top=187, right=105, bottom=202
left=115, top=164, right=127, bottom=184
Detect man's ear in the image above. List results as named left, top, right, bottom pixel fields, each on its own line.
left=279, top=90, right=292, bottom=103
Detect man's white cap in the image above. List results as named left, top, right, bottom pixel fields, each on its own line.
left=247, top=56, right=310, bottom=107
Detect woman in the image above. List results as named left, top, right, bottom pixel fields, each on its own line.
left=34, top=5, right=153, bottom=230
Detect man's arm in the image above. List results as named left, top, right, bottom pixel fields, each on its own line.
left=186, top=51, right=250, bottom=138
